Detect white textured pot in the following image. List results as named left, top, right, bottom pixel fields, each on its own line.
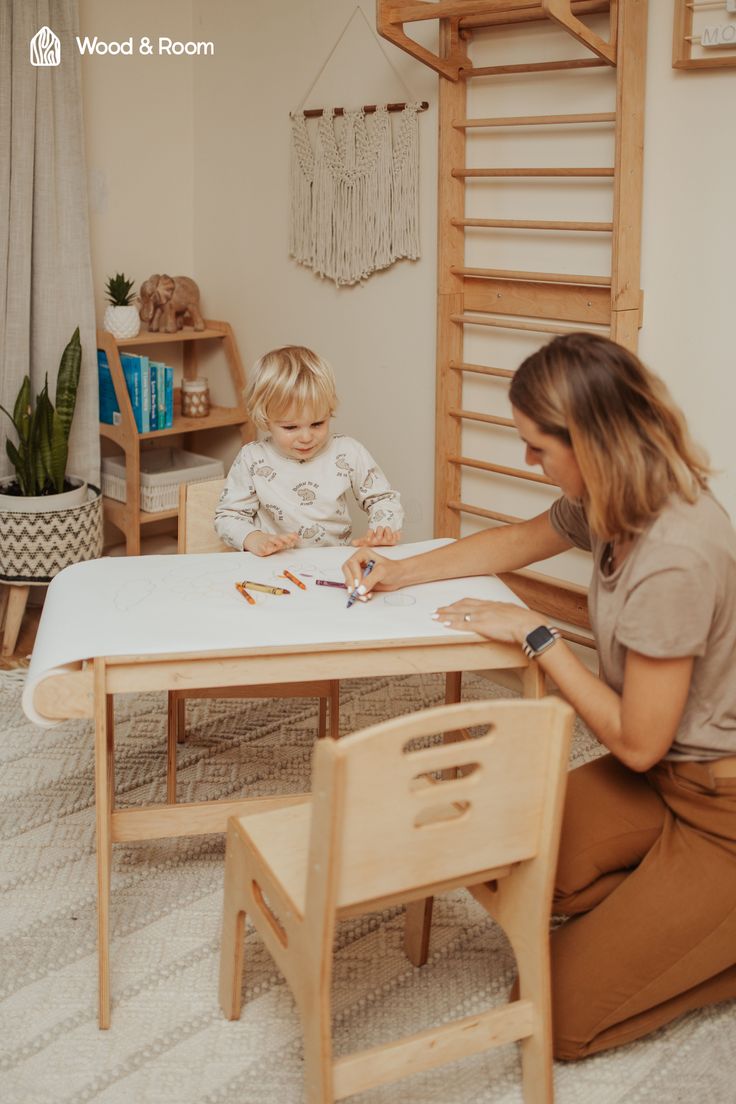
left=0, top=476, right=87, bottom=513
left=103, top=304, right=141, bottom=339
left=0, top=480, right=103, bottom=583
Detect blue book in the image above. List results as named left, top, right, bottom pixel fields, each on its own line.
left=151, top=361, right=167, bottom=430
left=164, top=365, right=174, bottom=427
left=138, top=354, right=151, bottom=432
left=149, top=362, right=158, bottom=430
left=119, top=352, right=143, bottom=432
left=97, top=350, right=121, bottom=425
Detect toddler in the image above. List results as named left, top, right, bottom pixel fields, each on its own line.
left=215, top=346, right=404, bottom=556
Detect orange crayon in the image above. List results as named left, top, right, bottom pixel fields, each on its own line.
left=282, top=569, right=306, bottom=590
left=235, top=582, right=256, bottom=605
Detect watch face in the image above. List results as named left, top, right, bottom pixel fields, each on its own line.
left=526, top=625, right=556, bottom=652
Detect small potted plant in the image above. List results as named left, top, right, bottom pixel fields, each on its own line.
left=103, top=272, right=140, bottom=339
left=0, top=328, right=103, bottom=584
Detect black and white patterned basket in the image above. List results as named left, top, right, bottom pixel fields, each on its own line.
left=0, top=485, right=103, bottom=584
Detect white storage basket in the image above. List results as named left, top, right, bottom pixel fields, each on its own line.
left=102, top=448, right=224, bottom=513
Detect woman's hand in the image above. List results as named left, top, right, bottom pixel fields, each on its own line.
left=341, top=548, right=404, bottom=593
left=432, top=599, right=543, bottom=645
left=244, top=530, right=299, bottom=557
left=352, top=526, right=402, bottom=548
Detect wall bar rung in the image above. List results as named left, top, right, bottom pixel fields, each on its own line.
left=449, top=500, right=523, bottom=525
left=451, top=361, right=515, bottom=379
left=450, top=314, right=609, bottom=337
left=453, top=218, right=613, bottom=232
left=454, top=112, right=615, bottom=129
left=450, top=408, right=515, bottom=427
left=465, top=58, right=608, bottom=78
left=449, top=456, right=556, bottom=486
left=452, top=265, right=612, bottom=286
left=454, top=167, right=615, bottom=178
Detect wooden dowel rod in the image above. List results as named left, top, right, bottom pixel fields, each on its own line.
left=465, top=58, right=608, bottom=78
left=451, top=361, right=514, bottom=379
left=300, top=101, right=429, bottom=119
left=453, top=167, right=614, bottom=177
left=449, top=456, right=556, bottom=486
left=459, top=0, right=610, bottom=31
left=454, top=112, right=615, bottom=128
left=450, top=314, right=609, bottom=337
left=449, top=500, right=523, bottom=525
left=453, top=218, right=613, bottom=232
left=449, top=408, right=515, bottom=427
left=451, top=265, right=612, bottom=286
left=386, top=0, right=551, bottom=23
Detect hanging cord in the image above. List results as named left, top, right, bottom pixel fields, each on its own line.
left=292, top=2, right=421, bottom=116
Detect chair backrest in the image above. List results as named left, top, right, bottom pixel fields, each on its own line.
left=178, top=478, right=232, bottom=554
left=307, top=697, right=573, bottom=912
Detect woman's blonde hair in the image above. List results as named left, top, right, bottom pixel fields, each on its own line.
left=245, top=346, right=338, bottom=432
left=509, top=333, right=710, bottom=539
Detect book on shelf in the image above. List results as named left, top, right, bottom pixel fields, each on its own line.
left=150, top=361, right=169, bottom=429
left=164, top=365, right=174, bottom=427
left=97, top=350, right=121, bottom=426
left=150, top=362, right=158, bottom=430
left=119, top=353, right=146, bottom=432
left=100, top=351, right=175, bottom=433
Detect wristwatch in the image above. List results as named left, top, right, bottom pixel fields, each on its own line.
left=522, top=624, right=561, bottom=660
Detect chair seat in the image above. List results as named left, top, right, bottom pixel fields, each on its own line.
left=234, top=802, right=313, bottom=917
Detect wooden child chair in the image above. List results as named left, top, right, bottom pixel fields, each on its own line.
left=219, top=696, right=573, bottom=1103
left=166, top=479, right=339, bottom=801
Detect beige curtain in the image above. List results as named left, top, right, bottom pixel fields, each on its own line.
left=0, top=0, right=98, bottom=487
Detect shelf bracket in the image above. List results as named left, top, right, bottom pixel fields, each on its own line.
left=541, top=0, right=617, bottom=65
left=377, top=1, right=470, bottom=81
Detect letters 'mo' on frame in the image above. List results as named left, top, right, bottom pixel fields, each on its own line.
left=674, top=0, right=736, bottom=69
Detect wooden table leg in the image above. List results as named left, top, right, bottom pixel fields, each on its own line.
left=404, top=897, right=434, bottom=967
left=1, top=583, right=30, bottom=656
left=94, top=659, right=114, bottom=1029
left=167, top=694, right=178, bottom=804
left=520, top=660, right=546, bottom=700
left=328, top=681, right=340, bottom=740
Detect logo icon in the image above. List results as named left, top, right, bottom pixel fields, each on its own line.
left=30, top=26, right=61, bottom=66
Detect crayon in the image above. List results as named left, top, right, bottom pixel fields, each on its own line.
left=235, top=582, right=256, bottom=605
left=241, top=580, right=290, bottom=595
left=347, top=559, right=375, bottom=609
left=282, top=569, right=306, bottom=590
left=315, top=579, right=348, bottom=589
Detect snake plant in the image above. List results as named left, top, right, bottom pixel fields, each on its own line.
left=1, top=328, right=82, bottom=496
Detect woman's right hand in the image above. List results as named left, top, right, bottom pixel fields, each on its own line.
left=341, top=548, right=403, bottom=594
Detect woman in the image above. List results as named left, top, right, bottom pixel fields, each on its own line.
left=341, top=332, right=736, bottom=1059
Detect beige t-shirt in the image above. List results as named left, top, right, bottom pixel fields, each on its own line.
left=550, top=491, right=736, bottom=761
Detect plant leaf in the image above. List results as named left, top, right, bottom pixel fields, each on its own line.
left=55, top=328, right=81, bottom=442
left=12, top=375, right=31, bottom=435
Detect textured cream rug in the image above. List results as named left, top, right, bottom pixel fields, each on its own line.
left=1, top=669, right=733, bottom=1103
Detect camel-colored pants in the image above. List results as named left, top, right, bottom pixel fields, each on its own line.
left=550, top=754, right=736, bottom=1060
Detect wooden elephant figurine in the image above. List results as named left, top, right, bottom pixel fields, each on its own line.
left=138, top=275, right=205, bottom=333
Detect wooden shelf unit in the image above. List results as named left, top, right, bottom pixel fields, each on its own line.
left=98, top=319, right=251, bottom=555
left=378, top=0, right=648, bottom=639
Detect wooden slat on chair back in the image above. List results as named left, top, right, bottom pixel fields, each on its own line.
left=308, top=698, right=572, bottom=912
left=178, top=479, right=232, bottom=554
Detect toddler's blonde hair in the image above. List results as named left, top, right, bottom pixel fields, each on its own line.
left=245, top=346, right=338, bottom=432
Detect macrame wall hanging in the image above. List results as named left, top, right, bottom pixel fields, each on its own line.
left=289, top=7, right=428, bottom=288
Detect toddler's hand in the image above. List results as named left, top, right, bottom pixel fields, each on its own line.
left=244, top=531, right=299, bottom=557
left=352, top=527, right=401, bottom=548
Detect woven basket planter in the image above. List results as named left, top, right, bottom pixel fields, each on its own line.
left=0, top=483, right=103, bottom=584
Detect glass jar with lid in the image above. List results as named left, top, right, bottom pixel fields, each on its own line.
left=181, top=377, right=210, bottom=418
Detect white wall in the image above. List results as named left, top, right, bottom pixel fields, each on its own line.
left=81, top=1, right=736, bottom=549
